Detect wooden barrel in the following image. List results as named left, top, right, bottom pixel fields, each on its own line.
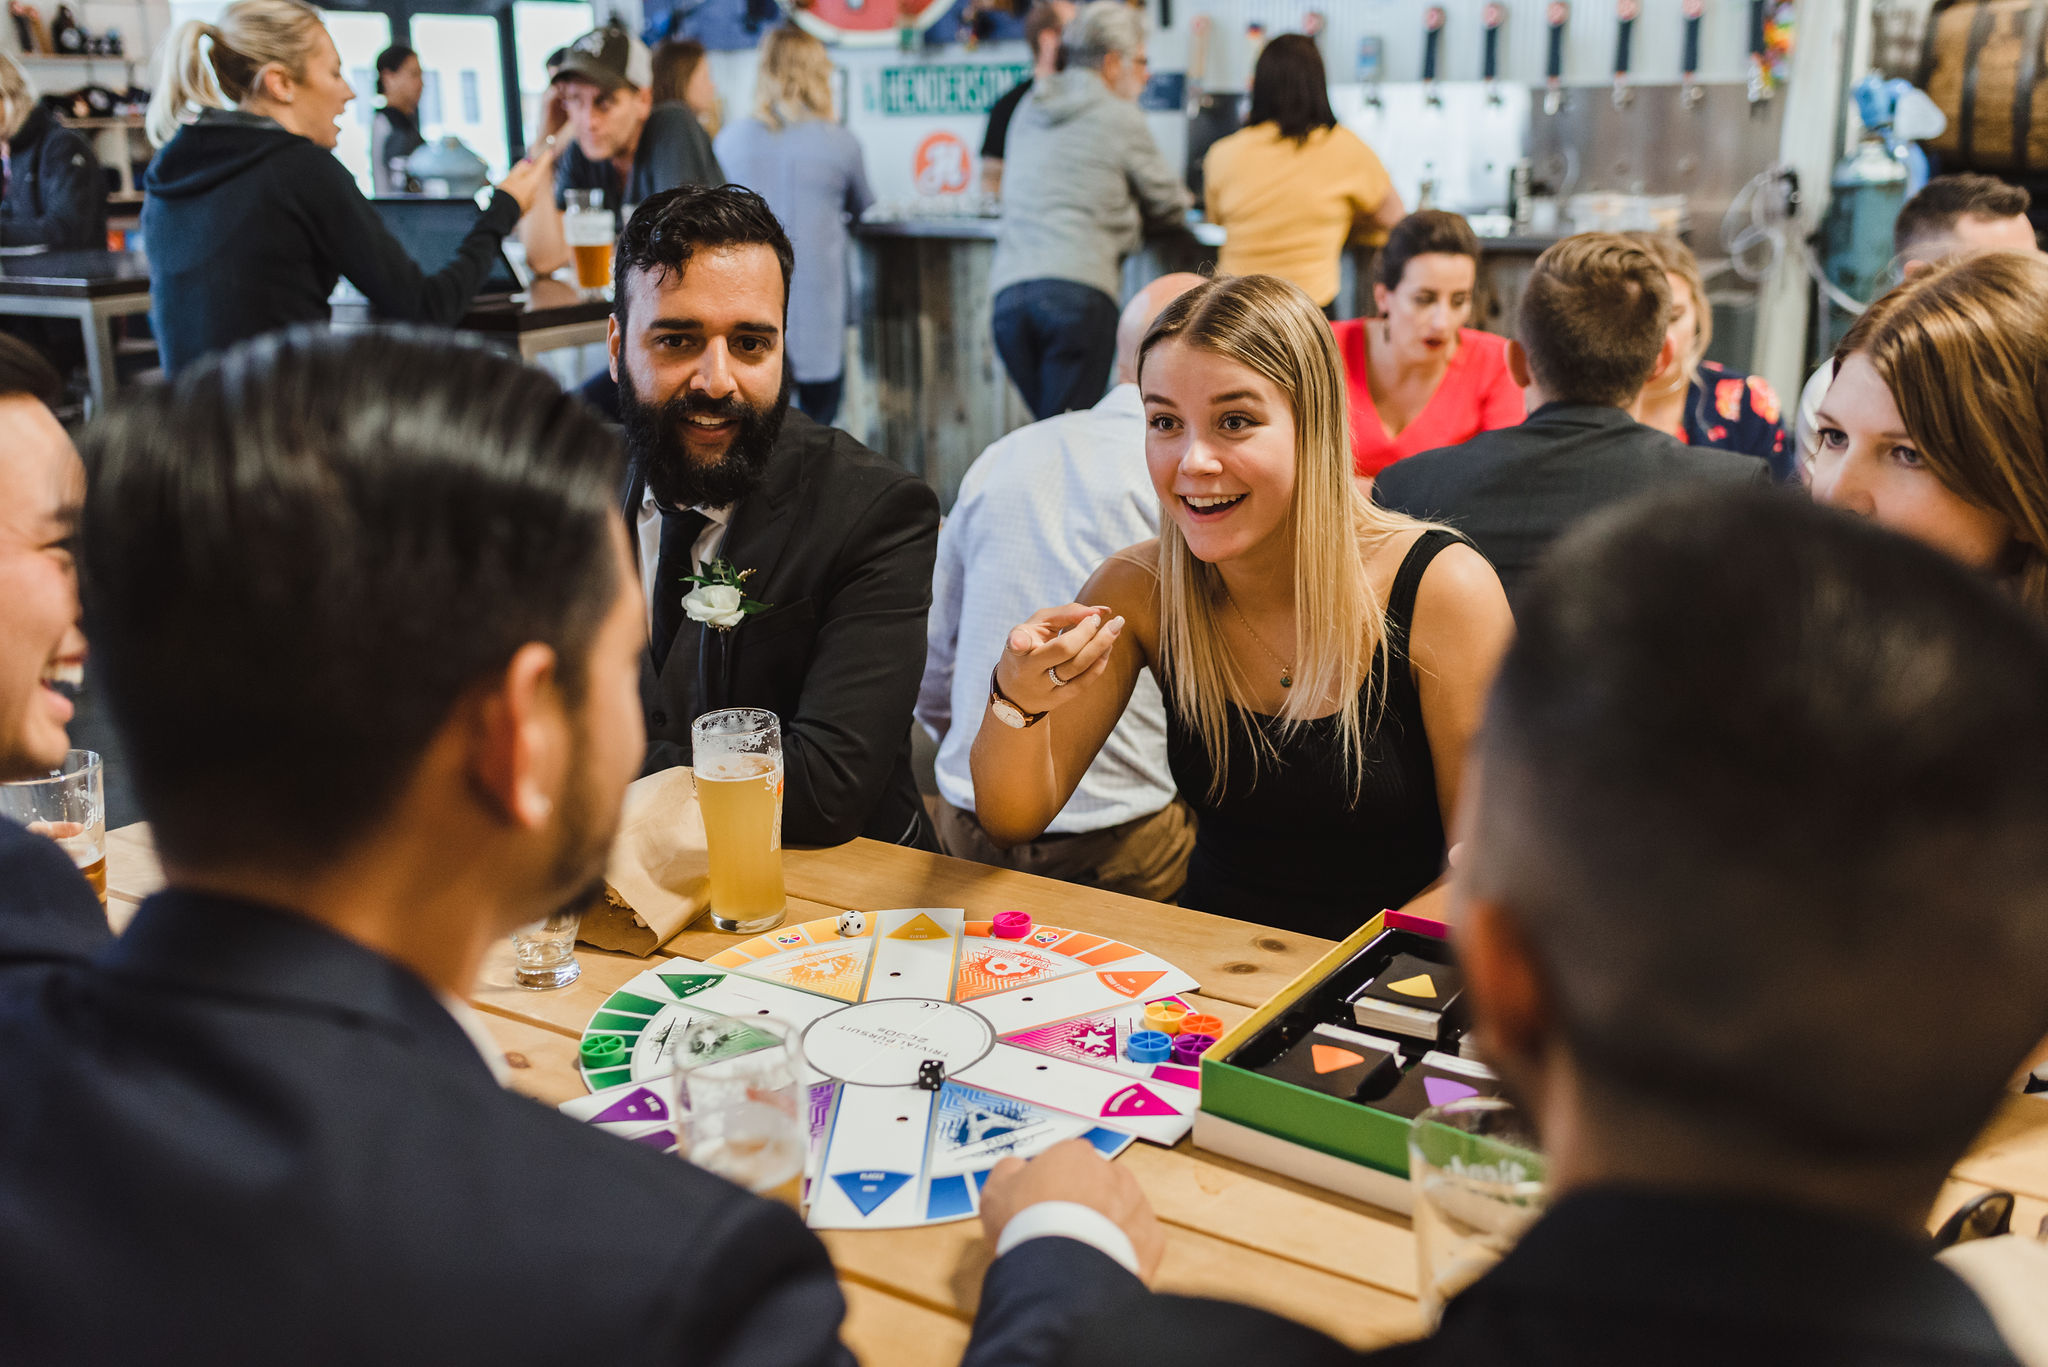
left=1920, top=0, right=2048, bottom=171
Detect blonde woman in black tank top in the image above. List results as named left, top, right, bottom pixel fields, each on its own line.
left=969, top=274, right=1514, bottom=937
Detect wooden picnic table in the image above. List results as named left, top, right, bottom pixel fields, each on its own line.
left=101, top=822, right=2048, bottom=1367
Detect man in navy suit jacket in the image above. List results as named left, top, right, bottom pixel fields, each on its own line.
left=0, top=329, right=1145, bottom=1365
left=1375, top=235, right=1759, bottom=607
left=0, top=336, right=105, bottom=992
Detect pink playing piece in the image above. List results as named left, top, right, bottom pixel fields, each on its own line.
left=991, top=911, right=1032, bottom=940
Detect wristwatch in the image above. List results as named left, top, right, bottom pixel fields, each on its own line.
left=988, top=667, right=1048, bottom=729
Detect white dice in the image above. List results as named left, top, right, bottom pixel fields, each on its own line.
left=837, top=910, right=867, bottom=938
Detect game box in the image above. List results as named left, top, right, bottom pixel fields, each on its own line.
left=1194, top=910, right=1483, bottom=1214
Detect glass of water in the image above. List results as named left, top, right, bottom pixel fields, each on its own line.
left=0, top=749, right=106, bottom=908
left=671, top=1016, right=807, bottom=1209
left=509, top=905, right=582, bottom=989
left=1409, top=1095, right=1546, bottom=1326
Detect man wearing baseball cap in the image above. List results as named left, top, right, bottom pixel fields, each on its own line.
left=518, top=22, right=723, bottom=279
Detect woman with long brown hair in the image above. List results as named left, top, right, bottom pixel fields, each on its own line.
left=1810, top=251, right=2048, bottom=618
left=649, top=37, right=720, bottom=136
left=970, top=275, right=1513, bottom=936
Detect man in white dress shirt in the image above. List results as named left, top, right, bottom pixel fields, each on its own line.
left=918, top=273, right=1204, bottom=899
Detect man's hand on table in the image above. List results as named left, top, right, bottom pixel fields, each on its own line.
left=979, top=1139, right=1165, bottom=1282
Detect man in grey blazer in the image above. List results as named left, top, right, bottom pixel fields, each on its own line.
left=1375, top=233, right=1761, bottom=606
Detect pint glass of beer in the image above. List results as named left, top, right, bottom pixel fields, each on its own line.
left=562, top=189, right=613, bottom=295
left=1, top=749, right=106, bottom=909
left=692, top=708, right=787, bottom=933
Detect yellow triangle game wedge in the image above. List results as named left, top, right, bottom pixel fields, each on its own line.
left=889, top=912, right=952, bottom=941
left=1388, top=973, right=1437, bottom=999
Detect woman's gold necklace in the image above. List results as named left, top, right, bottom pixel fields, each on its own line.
left=1222, top=588, right=1294, bottom=689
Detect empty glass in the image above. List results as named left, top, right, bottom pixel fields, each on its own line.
left=509, top=905, right=582, bottom=989
left=1409, top=1095, right=1546, bottom=1326
left=1, top=749, right=106, bottom=908
left=671, top=1016, right=807, bottom=1208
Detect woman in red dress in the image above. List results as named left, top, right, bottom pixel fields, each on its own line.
left=1333, top=211, right=1524, bottom=480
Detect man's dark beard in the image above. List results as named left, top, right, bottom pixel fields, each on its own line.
left=619, top=362, right=790, bottom=511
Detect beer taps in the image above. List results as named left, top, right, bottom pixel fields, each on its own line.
left=1544, top=2, right=1570, bottom=116
left=1423, top=5, right=1446, bottom=111
left=1482, top=3, right=1506, bottom=109
left=1612, top=0, right=1639, bottom=110
left=1681, top=0, right=1706, bottom=108
left=1747, top=0, right=1774, bottom=104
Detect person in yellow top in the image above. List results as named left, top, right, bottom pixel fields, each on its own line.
left=1203, top=34, right=1404, bottom=313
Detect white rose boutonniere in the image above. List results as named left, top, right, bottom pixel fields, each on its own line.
left=682, top=559, right=770, bottom=632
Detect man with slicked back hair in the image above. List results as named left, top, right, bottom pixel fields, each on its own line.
left=0, top=327, right=1143, bottom=1366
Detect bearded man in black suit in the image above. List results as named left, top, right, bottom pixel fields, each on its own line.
left=612, top=185, right=938, bottom=849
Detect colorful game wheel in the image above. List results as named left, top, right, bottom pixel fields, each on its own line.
left=569, top=908, right=1205, bottom=1229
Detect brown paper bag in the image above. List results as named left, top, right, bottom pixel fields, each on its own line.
left=578, top=767, right=711, bottom=956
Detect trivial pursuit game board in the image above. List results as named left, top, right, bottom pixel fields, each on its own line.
left=567, top=907, right=1204, bottom=1230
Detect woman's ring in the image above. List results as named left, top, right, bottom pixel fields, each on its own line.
left=1046, top=666, right=1069, bottom=687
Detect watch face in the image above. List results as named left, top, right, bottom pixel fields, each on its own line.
left=991, top=697, right=1029, bottom=729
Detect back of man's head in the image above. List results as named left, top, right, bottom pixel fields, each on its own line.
left=0, top=334, right=60, bottom=408
left=1063, top=1, right=1143, bottom=73
left=1894, top=173, right=2035, bottom=263
left=1516, top=234, right=1671, bottom=409
left=79, top=329, right=624, bottom=871
left=1114, top=272, right=1205, bottom=384
left=1470, top=488, right=2048, bottom=1185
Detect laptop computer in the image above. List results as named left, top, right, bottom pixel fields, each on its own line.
left=370, top=197, right=525, bottom=301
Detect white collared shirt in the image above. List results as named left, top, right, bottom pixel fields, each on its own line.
left=636, top=486, right=735, bottom=631
left=916, top=383, right=1174, bottom=834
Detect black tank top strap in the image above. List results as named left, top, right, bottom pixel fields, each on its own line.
left=1383, top=528, right=1467, bottom=661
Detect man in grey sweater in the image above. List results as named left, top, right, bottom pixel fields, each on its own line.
left=992, top=2, right=1191, bottom=421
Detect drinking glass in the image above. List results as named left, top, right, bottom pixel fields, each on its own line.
left=1, top=749, right=106, bottom=908
left=671, top=1016, right=807, bottom=1208
left=692, top=708, right=787, bottom=934
left=509, top=905, right=582, bottom=989
left=1409, top=1095, right=1546, bottom=1326
left=562, top=188, right=613, bottom=294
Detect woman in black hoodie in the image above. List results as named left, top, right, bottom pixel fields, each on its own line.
left=1, top=51, right=107, bottom=251
left=141, top=0, right=554, bottom=375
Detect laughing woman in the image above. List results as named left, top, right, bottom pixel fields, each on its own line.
left=969, top=275, right=1513, bottom=937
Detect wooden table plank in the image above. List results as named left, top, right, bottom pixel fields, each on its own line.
left=838, top=1280, right=972, bottom=1367
left=1950, top=1096, right=2048, bottom=1205
left=481, top=1014, right=595, bottom=1107
left=100, top=822, right=2048, bottom=1367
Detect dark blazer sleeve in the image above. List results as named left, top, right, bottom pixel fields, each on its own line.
left=0, top=125, right=104, bottom=250
left=0, top=818, right=111, bottom=975
left=1052, top=1287, right=1361, bottom=1367
left=779, top=468, right=940, bottom=846
left=962, top=1237, right=1147, bottom=1367
left=663, top=1190, right=858, bottom=1367
left=294, top=148, right=520, bottom=325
